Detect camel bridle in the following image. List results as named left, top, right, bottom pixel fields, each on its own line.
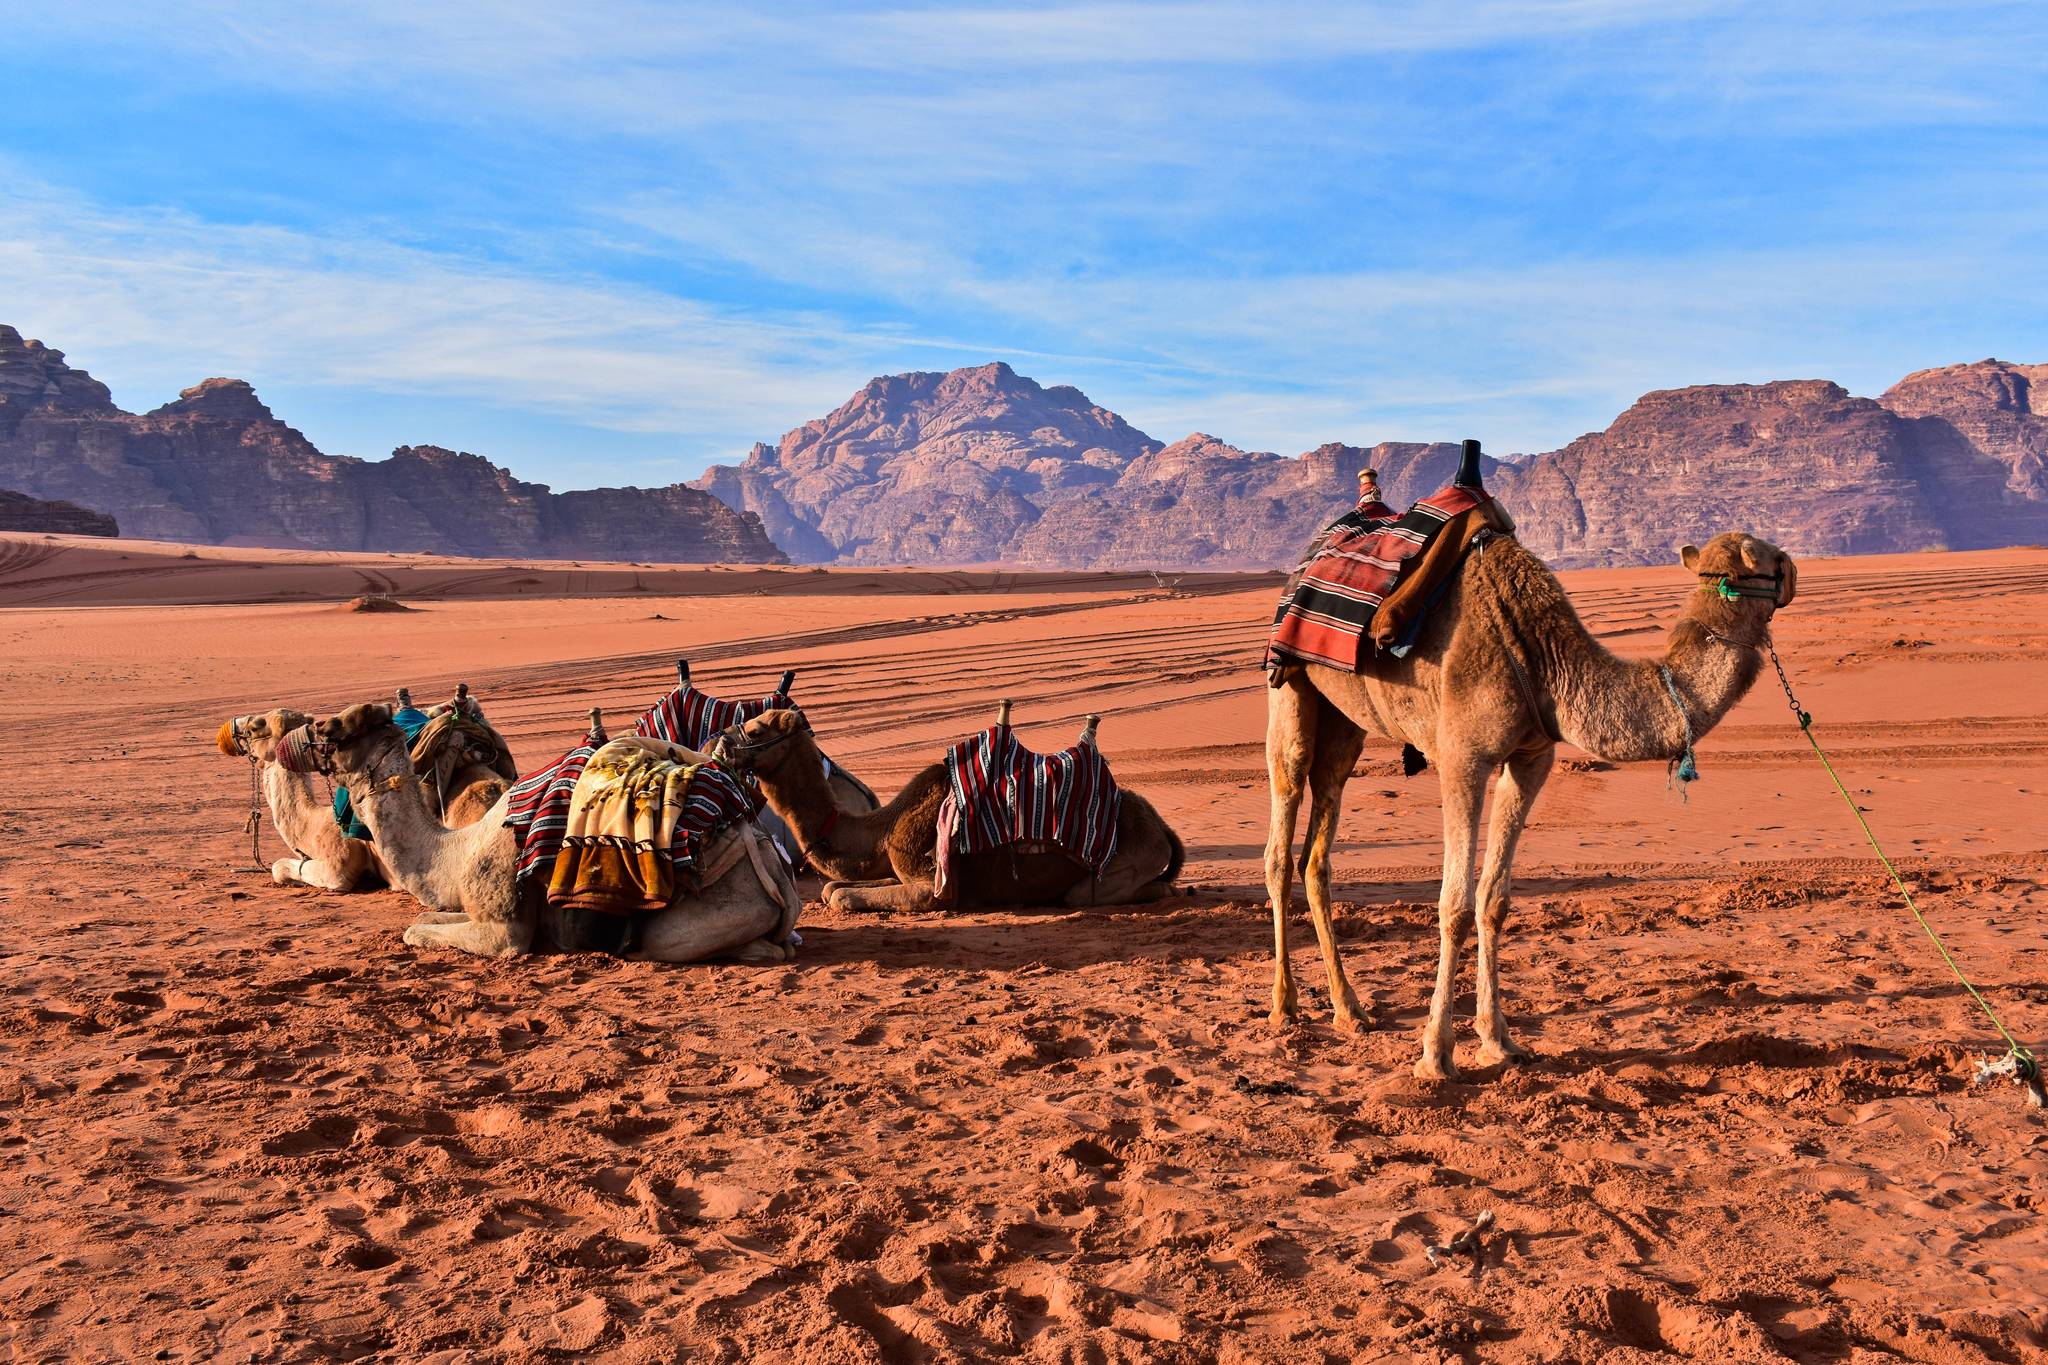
left=1701, top=570, right=1786, bottom=603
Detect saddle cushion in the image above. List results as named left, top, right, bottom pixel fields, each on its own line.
left=635, top=681, right=792, bottom=751
left=934, top=722, right=1121, bottom=899
left=1266, top=482, right=1504, bottom=671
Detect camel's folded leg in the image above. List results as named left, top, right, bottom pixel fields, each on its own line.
left=821, top=877, right=896, bottom=898
left=402, top=914, right=532, bottom=959
left=272, top=855, right=360, bottom=892
left=827, top=880, right=938, bottom=915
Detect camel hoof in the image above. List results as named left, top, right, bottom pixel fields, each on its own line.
left=1413, top=1055, right=1458, bottom=1084
left=1475, top=1040, right=1528, bottom=1067
left=1332, top=1011, right=1365, bottom=1036
left=401, top=924, right=438, bottom=949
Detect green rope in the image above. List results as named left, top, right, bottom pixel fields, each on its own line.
left=1766, top=641, right=2042, bottom=1105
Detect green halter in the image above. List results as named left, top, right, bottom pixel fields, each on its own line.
left=1703, top=572, right=1784, bottom=602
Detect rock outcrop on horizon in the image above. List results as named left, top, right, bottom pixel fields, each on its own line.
left=0, top=326, right=784, bottom=563
left=695, top=359, right=2048, bottom=568
left=0, top=488, right=118, bottom=537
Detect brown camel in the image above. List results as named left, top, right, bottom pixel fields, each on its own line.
left=1266, top=530, right=1798, bottom=1081
left=719, top=706, right=1185, bottom=913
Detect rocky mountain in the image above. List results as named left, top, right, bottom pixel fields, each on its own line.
left=0, top=488, right=117, bottom=536
left=695, top=359, right=2048, bottom=568
left=0, top=325, right=783, bottom=562
left=692, top=363, right=1497, bottom=567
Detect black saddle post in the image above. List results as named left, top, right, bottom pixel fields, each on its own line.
left=777, top=669, right=796, bottom=697
left=676, top=659, right=690, bottom=687
left=1456, top=438, right=1486, bottom=490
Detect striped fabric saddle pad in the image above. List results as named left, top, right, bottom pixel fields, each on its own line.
left=635, top=680, right=793, bottom=750
left=504, top=684, right=764, bottom=891
left=1265, top=482, right=1496, bottom=672
left=935, top=723, right=1121, bottom=898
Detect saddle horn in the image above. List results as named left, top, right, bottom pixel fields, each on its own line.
left=588, top=706, right=607, bottom=743
left=777, top=669, right=796, bottom=697
left=676, top=659, right=690, bottom=686
left=395, top=686, right=413, bottom=711
left=995, top=698, right=1012, bottom=729
left=1456, top=438, right=1485, bottom=490
left=1079, top=714, right=1100, bottom=748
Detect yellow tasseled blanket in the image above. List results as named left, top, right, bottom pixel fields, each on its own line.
left=546, top=737, right=703, bottom=914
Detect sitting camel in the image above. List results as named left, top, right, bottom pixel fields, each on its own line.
left=218, top=708, right=387, bottom=891
left=1266, top=529, right=1798, bottom=1081
left=719, top=705, right=1184, bottom=913
left=306, top=703, right=801, bottom=962
left=217, top=689, right=512, bottom=890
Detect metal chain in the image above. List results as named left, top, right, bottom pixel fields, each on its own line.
left=1765, top=635, right=1812, bottom=729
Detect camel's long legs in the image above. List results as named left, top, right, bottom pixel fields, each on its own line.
left=1302, top=702, right=1367, bottom=1030
left=1263, top=677, right=1318, bottom=1023
left=1473, top=745, right=1553, bottom=1066
left=1418, top=752, right=1490, bottom=1081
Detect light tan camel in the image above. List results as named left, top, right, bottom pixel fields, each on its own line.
left=216, top=693, right=511, bottom=890
left=308, top=703, right=802, bottom=963
left=217, top=708, right=386, bottom=891
left=1266, top=530, right=1798, bottom=1081
left=718, top=704, right=1184, bottom=913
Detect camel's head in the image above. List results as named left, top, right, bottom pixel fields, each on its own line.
left=714, top=707, right=817, bottom=780
left=1680, top=533, right=1797, bottom=633
left=309, top=703, right=403, bottom=778
left=217, top=708, right=313, bottom=763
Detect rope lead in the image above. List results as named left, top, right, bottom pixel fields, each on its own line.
left=1768, top=640, right=2042, bottom=1108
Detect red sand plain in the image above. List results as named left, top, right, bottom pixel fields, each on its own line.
left=2, top=531, right=2046, bottom=1363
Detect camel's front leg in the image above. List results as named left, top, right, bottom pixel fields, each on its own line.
left=1473, top=746, right=1553, bottom=1066
left=1418, top=754, right=1489, bottom=1082
left=829, top=880, right=940, bottom=915
left=402, top=914, right=533, bottom=958
left=271, top=852, right=363, bottom=892
left=1264, top=677, right=1317, bottom=1023
left=1302, top=703, right=1367, bottom=1031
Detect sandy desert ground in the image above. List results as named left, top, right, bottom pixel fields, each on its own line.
left=2, top=531, right=2046, bottom=1363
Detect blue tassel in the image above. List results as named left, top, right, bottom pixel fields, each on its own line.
left=1677, top=753, right=1698, bottom=784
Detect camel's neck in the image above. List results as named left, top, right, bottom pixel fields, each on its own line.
left=263, top=765, right=352, bottom=862
left=754, top=744, right=893, bottom=881
left=1521, top=586, right=1765, bottom=764
left=339, top=744, right=470, bottom=905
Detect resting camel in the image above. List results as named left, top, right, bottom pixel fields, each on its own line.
left=216, top=690, right=511, bottom=891
left=718, top=705, right=1185, bottom=913
left=307, top=703, right=801, bottom=963
left=1266, top=529, right=1798, bottom=1081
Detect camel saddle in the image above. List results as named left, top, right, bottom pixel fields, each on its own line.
left=933, top=722, right=1121, bottom=903
left=1266, top=481, right=1515, bottom=675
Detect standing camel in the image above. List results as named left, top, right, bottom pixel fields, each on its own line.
left=717, top=705, right=1184, bottom=913
left=1266, top=530, right=1798, bottom=1080
left=306, top=704, right=801, bottom=962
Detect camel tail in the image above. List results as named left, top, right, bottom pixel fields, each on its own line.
left=1161, top=820, right=1186, bottom=885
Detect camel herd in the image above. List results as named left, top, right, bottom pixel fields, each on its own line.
left=218, top=529, right=1799, bottom=1082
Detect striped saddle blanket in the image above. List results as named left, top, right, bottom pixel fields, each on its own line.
left=935, top=723, right=1121, bottom=896
left=635, top=680, right=792, bottom=750
left=504, top=686, right=763, bottom=896
left=1265, top=483, right=1495, bottom=671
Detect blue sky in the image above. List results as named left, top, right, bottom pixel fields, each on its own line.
left=3, top=2, right=2045, bottom=487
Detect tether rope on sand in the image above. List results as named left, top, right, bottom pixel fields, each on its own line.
left=1767, top=640, right=2043, bottom=1109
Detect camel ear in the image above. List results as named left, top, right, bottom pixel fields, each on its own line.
left=1679, top=544, right=1701, bottom=571
left=1777, top=556, right=1797, bottom=608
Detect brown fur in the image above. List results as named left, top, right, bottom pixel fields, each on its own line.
left=1266, top=530, right=1798, bottom=1081
left=730, top=710, right=1185, bottom=914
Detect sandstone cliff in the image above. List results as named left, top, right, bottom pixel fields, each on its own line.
left=0, top=326, right=784, bottom=563
left=0, top=489, right=118, bottom=537
left=696, top=360, right=2048, bottom=568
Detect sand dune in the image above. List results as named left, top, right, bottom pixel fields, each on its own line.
left=1, top=539, right=2045, bottom=1360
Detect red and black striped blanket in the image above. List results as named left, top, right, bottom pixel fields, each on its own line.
left=504, top=687, right=764, bottom=895
left=635, top=681, right=793, bottom=750
left=934, top=722, right=1120, bottom=896
left=1265, top=483, right=1492, bottom=671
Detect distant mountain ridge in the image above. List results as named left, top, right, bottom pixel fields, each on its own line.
left=692, top=358, right=2048, bottom=568
left=0, top=325, right=784, bottom=563
left=7, top=322, right=2045, bottom=568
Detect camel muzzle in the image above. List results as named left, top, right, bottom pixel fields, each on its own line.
left=274, top=723, right=331, bottom=775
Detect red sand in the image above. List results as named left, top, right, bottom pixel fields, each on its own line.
left=2, top=533, right=2045, bottom=1361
